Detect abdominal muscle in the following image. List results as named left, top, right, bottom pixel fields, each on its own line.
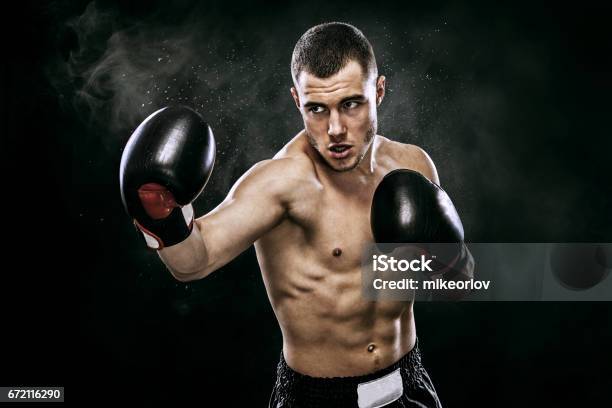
left=256, top=237, right=417, bottom=378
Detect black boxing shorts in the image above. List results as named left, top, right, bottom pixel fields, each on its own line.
left=268, top=339, right=442, bottom=408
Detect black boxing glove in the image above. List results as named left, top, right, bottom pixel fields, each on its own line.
left=370, top=168, right=465, bottom=277
left=120, top=106, right=215, bottom=249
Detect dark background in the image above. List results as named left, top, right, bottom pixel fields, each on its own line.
left=2, top=0, right=611, bottom=406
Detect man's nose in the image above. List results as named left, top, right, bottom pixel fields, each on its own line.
left=327, top=110, right=346, bottom=140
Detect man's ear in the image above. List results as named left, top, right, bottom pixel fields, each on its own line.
left=376, top=75, right=386, bottom=106
left=290, top=87, right=301, bottom=109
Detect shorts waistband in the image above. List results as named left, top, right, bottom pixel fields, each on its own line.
left=271, top=338, right=424, bottom=406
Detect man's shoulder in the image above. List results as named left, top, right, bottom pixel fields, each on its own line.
left=377, top=136, right=439, bottom=183
left=378, top=136, right=428, bottom=161
left=239, top=134, right=318, bottom=194
left=250, top=155, right=315, bottom=182
left=271, top=131, right=318, bottom=178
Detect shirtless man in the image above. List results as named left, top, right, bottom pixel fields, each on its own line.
left=120, top=22, right=473, bottom=407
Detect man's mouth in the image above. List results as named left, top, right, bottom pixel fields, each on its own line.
left=328, top=144, right=352, bottom=159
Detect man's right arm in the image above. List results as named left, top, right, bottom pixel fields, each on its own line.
left=120, top=106, right=303, bottom=282
left=159, top=158, right=299, bottom=282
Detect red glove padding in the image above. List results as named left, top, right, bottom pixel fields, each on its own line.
left=138, top=183, right=179, bottom=220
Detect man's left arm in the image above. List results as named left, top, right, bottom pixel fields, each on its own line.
left=412, top=146, right=475, bottom=299
left=374, top=145, right=475, bottom=299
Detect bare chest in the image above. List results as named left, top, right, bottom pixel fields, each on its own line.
left=289, top=182, right=378, bottom=270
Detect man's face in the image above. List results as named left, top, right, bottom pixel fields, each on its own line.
left=291, top=60, right=385, bottom=172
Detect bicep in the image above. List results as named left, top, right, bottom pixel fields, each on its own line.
left=195, top=161, right=288, bottom=273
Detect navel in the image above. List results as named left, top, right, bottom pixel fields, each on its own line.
left=332, top=247, right=343, bottom=257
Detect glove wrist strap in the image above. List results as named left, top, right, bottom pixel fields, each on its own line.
left=134, top=204, right=194, bottom=250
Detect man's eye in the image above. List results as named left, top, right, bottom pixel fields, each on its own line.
left=309, top=106, right=325, bottom=114
left=344, top=101, right=360, bottom=109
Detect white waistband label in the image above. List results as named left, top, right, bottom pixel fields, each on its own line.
left=357, top=367, right=403, bottom=408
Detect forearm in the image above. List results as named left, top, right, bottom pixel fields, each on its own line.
left=431, top=243, right=475, bottom=300
left=440, top=243, right=474, bottom=279
left=158, top=223, right=210, bottom=282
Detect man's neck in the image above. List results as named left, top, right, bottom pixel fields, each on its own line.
left=320, top=135, right=379, bottom=188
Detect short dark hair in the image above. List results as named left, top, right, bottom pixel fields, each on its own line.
left=291, top=22, right=377, bottom=82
